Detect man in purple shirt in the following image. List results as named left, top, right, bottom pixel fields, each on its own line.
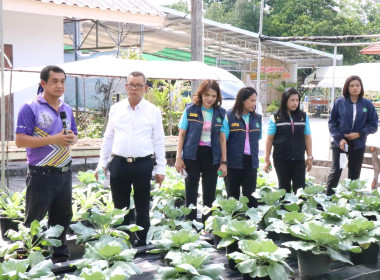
left=15, top=65, right=78, bottom=263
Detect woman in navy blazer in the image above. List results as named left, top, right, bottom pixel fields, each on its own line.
left=326, top=75, right=378, bottom=195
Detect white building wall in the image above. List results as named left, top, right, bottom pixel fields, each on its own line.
left=3, top=11, right=63, bottom=134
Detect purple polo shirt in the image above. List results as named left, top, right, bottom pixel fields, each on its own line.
left=15, top=95, right=77, bottom=167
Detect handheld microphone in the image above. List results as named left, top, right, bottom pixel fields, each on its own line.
left=60, top=111, right=67, bottom=135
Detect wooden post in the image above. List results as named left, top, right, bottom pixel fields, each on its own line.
left=191, top=0, right=203, bottom=96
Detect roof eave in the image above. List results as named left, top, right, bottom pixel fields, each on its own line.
left=4, top=0, right=165, bottom=26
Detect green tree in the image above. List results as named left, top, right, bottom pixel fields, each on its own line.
left=166, top=0, right=189, bottom=13
left=205, top=0, right=260, bottom=32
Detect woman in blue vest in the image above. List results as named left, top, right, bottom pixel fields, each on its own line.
left=326, top=76, right=378, bottom=195
left=175, top=80, right=228, bottom=223
left=224, top=86, right=262, bottom=208
left=264, top=88, right=313, bottom=193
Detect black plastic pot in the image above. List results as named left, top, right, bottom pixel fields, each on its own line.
left=267, top=230, right=280, bottom=241
left=174, top=198, right=185, bottom=208
left=226, top=242, right=239, bottom=271
left=67, top=237, right=85, bottom=260
left=297, top=250, right=330, bottom=279
left=349, top=243, right=379, bottom=266
left=213, top=234, right=222, bottom=249
left=279, top=233, right=298, bottom=260
left=242, top=274, right=271, bottom=280
left=0, top=216, right=21, bottom=238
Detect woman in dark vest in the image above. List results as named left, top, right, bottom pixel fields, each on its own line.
left=175, top=80, right=228, bottom=223
left=326, top=76, right=378, bottom=195
left=224, top=87, right=262, bottom=208
left=264, top=88, right=313, bottom=193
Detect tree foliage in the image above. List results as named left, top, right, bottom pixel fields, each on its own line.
left=167, top=0, right=380, bottom=64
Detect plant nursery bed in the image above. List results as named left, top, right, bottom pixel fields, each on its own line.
left=47, top=249, right=380, bottom=280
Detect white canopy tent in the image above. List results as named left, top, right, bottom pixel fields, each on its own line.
left=304, top=63, right=380, bottom=91
left=1, top=56, right=242, bottom=95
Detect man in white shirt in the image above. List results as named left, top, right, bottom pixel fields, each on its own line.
left=96, top=71, right=166, bottom=245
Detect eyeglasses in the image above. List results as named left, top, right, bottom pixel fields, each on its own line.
left=126, top=84, right=145, bottom=89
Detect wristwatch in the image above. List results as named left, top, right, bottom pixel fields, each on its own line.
left=307, top=156, right=313, bottom=160
left=221, top=161, right=228, bottom=165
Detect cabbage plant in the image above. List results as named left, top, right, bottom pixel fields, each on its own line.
left=71, top=235, right=141, bottom=280
left=148, top=228, right=213, bottom=255
left=0, top=220, right=63, bottom=267
left=282, top=221, right=359, bottom=264
left=342, top=217, right=380, bottom=250
left=156, top=249, right=224, bottom=280
left=228, top=239, right=293, bottom=280
left=70, top=208, right=142, bottom=244
left=213, top=219, right=265, bottom=249
left=0, top=258, right=56, bottom=280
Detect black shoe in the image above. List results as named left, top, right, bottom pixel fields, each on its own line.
left=52, top=256, right=69, bottom=264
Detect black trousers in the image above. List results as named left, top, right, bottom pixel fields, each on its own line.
left=224, top=155, right=258, bottom=208
left=326, top=144, right=365, bottom=195
left=25, top=168, right=73, bottom=259
left=184, top=146, right=219, bottom=224
left=109, top=156, right=153, bottom=242
left=273, top=159, right=305, bottom=193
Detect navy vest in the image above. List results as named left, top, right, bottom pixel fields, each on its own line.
left=273, top=111, right=306, bottom=160
left=182, top=103, right=226, bottom=165
left=226, top=110, right=261, bottom=169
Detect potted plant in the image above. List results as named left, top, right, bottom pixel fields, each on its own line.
left=252, top=188, right=286, bottom=239
left=151, top=166, right=186, bottom=209
left=71, top=235, right=141, bottom=279
left=156, top=249, right=224, bottom=279
left=342, top=216, right=380, bottom=265
left=213, top=219, right=264, bottom=270
left=203, top=196, right=249, bottom=246
left=0, top=189, right=25, bottom=238
left=296, top=183, right=328, bottom=215
left=332, top=179, right=368, bottom=201
left=147, top=204, right=203, bottom=245
left=70, top=207, right=142, bottom=245
left=350, top=189, right=380, bottom=221
left=282, top=221, right=358, bottom=279
left=148, top=228, right=213, bottom=260
left=0, top=219, right=63, bottom=266
left=228, top=239, right=293, bottom=280
left=0, top=258, right=56, bottom=279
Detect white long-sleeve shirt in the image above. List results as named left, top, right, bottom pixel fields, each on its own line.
left=98, top=98, right=166, bottom=175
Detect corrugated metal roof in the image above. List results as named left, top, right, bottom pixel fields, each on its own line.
left=360, top=42, right=380, bottom=55
left=38, top=0, right=165, bottom=17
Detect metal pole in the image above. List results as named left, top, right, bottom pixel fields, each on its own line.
left=74, top=20, right=79, bottom=123
left=328, top=45, right=338, bottom=161
left=191, top=0, right=203, bottom=96
left=256, top=0, right=264, bottom=98
left=140, top=24, right=144, bottom=54
left=330, top=45, right=337, bottom=109
left=1, top=0, right=6, bottom=190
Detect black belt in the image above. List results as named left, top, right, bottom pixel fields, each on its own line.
left=29, top=163, right=71, bottom=173
left=113, top=154, right=152, bottom=163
